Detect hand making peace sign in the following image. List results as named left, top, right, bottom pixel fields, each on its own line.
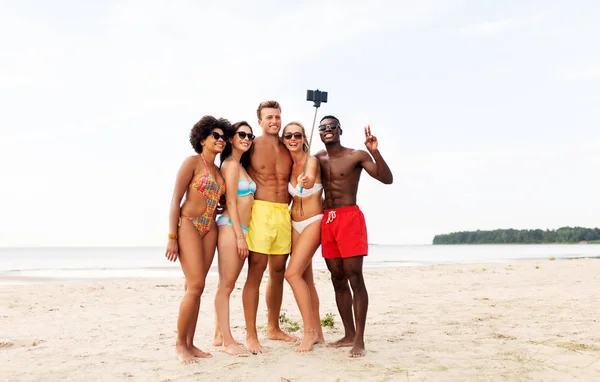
left=364, top=125, right=378, bottom=153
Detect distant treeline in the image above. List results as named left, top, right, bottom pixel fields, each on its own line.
left=433, top=227, right=600, bottom=244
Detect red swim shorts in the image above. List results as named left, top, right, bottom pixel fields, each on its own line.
left=321, top=205, right=368, bottom=259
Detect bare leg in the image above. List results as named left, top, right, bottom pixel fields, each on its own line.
left=214, top=226, right=247, bottom=355
left=175, top=220, right=208, bottom=364
left=303, top=262, right=324, bottom=343
left=285, top=222, right=322, bottom=352
left=242, top=251, right=268, bottom=353
left=185, top=227, right=217, bottom=358
left=343, top=256, right=368, bottom=358
left=184, top=226, right=217, bottom=359
left=266, top=254, right=295, bottom=342
left=325, top=258, right=355, bottom=348
left=213, top=310, right=222, bottom=346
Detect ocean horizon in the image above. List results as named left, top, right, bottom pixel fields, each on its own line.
left=1, top=244, right=599, bottom=285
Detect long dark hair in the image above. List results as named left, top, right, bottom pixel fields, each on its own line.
left=220, top=121, right=253, bottom=169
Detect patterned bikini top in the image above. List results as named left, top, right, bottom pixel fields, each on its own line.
left=189, top=155, right=226, bottom=208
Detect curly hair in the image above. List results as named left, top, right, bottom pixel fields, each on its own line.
left=220, top=121, right=253, bottom=169
left=189, top=115, right=231, bottom=154
left=256, top=100, right=281, bottom=120
left=282, top=121, right=310, bottom=153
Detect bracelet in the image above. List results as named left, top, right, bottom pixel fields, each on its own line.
left=168, top=233, right=178, bottom=240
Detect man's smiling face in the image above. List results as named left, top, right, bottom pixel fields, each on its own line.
left=258, top=107, right=282, bottom=136
left=319, top=117, right=342, bottom=144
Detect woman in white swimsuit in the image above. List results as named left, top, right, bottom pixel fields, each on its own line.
left=282, top=122, right=325, bottom=352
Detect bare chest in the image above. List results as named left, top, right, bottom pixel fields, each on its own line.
left=322, top=157, right=360, bottom=182
left=250, top=145, right=292, bottom=179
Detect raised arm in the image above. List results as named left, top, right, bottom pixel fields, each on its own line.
left=166, top=156, right=196, bottom=261
left=297, top=155, right=320, bottom=190
left=360, top=125, right=393, bottom=184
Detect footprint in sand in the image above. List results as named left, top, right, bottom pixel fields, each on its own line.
left=0, top=339, right=46, bottom=350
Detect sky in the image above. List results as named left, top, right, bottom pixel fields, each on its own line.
left=1, top=0, right=599, bottom=246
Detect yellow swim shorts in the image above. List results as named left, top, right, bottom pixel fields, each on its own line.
left=247, top=200, right=291, bottom=255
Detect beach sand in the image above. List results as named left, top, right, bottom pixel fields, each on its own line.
left=1, top=259, right=599, bottom=381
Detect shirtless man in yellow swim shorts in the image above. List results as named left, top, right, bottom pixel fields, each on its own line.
left=243, top=100, right=296, bottom=353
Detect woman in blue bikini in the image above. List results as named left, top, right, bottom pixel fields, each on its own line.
left=282, top=122, right=325, bottom=352
left=213, top=121, right=256, bottom=355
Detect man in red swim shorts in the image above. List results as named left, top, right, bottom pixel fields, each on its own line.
left=316, top=115, right=393, bottom=358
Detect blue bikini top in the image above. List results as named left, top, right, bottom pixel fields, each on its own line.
left=238, top=178, right=256, bottom=197
left=224, top=156, right=256, bottom=197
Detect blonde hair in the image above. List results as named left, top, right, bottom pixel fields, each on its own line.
left=256, top=100, right=281, bottom=120
left=282, top=122, right=309, bottom=152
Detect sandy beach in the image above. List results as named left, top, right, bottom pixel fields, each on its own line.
left=1, top=258, right=599, bottom=381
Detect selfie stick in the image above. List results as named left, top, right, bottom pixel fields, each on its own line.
left=300, top=89, right=328, bottom=194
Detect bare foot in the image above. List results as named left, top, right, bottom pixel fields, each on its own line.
left=214, top=333, right=243, bottom=347
left=296, top=331, right=319, bottom=353
left=176, top=344, right=199, bottom=364
left=315, top=333, right=325, bottom=344
left=326, top=335, right=355, bottom=348
left=349, top=343, right=366, bottom=358
left=189, top=345, right=212, bottom=359
left=221, top=343, right=249, bottom=356
left=245, top=336, right=264, bottom=354
left=267, top=328, right=297, bottom=343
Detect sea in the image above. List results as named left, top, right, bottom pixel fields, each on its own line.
left=0, top=245, right=599, bottom=285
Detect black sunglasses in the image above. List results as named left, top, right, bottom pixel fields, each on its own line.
left=283, top=132, right=304, bottom=140
left=236, top=131, right=255, bottom=140
left=318, top=123, right=340, bottom=132
left=210, top=131, right=227, bottom=141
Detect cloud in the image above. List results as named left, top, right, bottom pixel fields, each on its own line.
left=557, top=66, right=600, bottom=82
left=459, top=9, right=555, bottom=36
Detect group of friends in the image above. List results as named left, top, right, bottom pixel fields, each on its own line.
left=165, top=100, right=393, bottom=364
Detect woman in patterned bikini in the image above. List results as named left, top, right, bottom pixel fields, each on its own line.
left=165, top=115, right=229, bottom=364
left=281, top=122, right=325, bottom=352
left=212, top=121, right=256, bottom=355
